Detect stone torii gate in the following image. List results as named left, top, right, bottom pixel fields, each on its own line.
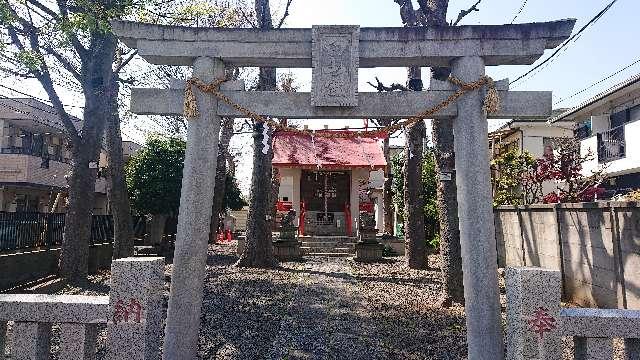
left=112, top=20, right=575, bottom=360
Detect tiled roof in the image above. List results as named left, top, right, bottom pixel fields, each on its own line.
left=273, top=131, right=387, bottom=170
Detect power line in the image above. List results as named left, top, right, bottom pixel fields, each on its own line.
left=510, top=0, right=619, bottom=85
left=0, top=82, right=84, bottom=110
left=510, top=0, right=529, bottom=24
left=554, top=57, right=640, bottom=106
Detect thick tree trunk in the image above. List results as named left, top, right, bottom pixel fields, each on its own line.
left=404, top=120, right=427, bottom=269
left=209, top=118, right=234, bottom=242
left=59, top=149, right=98, bottom=284
left=432, top=119, right=464, bottom=305
left=59, top=32, right=116, bottom=284
left=105, top=80, right=134, bottom=259
left=236, top=122, right=278, bottom=268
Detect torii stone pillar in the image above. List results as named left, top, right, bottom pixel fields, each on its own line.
left=452, top=56, right=504, bottom=360
left=162, top=57, right=223, bottom=359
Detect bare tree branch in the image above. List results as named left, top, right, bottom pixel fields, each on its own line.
left=43, top=46, right=82, bottom=81
left=452, top=0, right=482, bottom=26
left=275, top=0, right=294, bottom=28
left=6, top=21, right=80, bottom=142
left=23, top=0, right=59, bottom=20
left=114, top=50, right=138, bottom=73
left=237, top=5, right=258, bottom=28
left=367, top=76, right=410, bottom=92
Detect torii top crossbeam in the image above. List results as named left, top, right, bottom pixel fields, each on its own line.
left=113, top=20, right=575, bottom=67
left=113, top=20, right=576, bottom=120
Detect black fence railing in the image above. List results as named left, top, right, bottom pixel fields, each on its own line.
left=0, top=212, right=114, bottom=252
left=597, top=125, right=626, bottom=163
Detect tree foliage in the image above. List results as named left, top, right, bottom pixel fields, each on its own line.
left=422, top=149, right=439, bottom=248
left=126, top=136, right=186, bottom=216
left=224, top=173, right=248, bottom=211
left=491, top=149, right=538, bottom=206
left=391, top=149, right=440, bottom=248
left=126, top=136, right=246, bottom=216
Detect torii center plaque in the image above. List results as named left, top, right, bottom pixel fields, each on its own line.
left=311, top=25, right=360, bottom=107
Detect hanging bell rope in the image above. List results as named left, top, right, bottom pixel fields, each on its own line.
left=183, top=74, right=501, bottom=138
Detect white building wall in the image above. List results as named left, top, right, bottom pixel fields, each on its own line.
left=581, top=120, right=640, bottom=177
left=520, top=124, right=574, bottom=158
left=277, top=168, right=301, bottom=225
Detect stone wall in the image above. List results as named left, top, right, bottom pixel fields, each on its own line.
left=495, top=202, right=640, bottom=309
left=0, top=243, right=113, bottom=291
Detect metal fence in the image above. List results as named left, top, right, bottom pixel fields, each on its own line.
left=597, top=124, right=626, bottom=163
left=0, top=212, right=114, bottom=251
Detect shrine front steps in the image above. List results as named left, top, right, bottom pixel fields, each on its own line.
left=299, top=236, right=357, bottom=257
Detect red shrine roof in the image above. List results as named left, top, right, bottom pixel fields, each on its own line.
left=272, top=131, right=387, bottom=170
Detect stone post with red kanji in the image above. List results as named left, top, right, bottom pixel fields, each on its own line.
left=506, top=267, right=562, bottom=360
left=106, top=257, right=165, bottom=360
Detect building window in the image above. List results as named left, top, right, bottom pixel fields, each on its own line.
left=610, top=109, right=627, bottom=129
left=574, top=119, right=592, bottom=140
left=629, top=104, right=640, bottom=123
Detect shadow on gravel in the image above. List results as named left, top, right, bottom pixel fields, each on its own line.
left=197, top=250, right=468, bottom=360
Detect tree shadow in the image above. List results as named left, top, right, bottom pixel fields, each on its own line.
left=196, top=251, right=467, bottom=360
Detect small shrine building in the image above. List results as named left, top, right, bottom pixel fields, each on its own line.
left=272, top=131, right=387, bottom=236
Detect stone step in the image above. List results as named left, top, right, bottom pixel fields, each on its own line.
left=300, top=242, right=356, bottom=248
left=300, top=244, right=355, bottom=251
left=299, top=236, right=357, bottom=243
left=304, top=252, right=352, bottom=257
left=301, top=246, right=354, bottom=252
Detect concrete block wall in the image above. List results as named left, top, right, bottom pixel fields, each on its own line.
left=0, top=243, right=113, bottom=291
left=495, top=202, right=640, bottom=310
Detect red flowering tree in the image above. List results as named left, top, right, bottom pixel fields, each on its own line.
left=534, top=138, right=607, bottom=203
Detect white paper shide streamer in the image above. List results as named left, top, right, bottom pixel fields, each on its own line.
left=262, top=124, right=270, bottom=155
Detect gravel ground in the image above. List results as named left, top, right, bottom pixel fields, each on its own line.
left=195, top=245, right=466, bottom=360
left=0, top=241, right=628, bottom=359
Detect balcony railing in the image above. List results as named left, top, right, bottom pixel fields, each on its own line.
left=1, top=146, right=68, bottom=163
left=597, top=125, right=626, bottom=163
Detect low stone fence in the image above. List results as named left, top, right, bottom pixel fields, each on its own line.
left=0, top=243, right=113, bottom=292
left=494, top=202, right=640, bottom=309
left=506, top=267, right=640, bottom=359
left=0, top=257, right=164, bottom=359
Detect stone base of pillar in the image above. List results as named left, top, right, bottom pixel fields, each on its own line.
left=354, top=242, right=383, bottom=262
left=273, top=240, right=303, bottom=261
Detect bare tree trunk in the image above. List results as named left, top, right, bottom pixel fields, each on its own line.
left=59, top=32, right=116, bottom=284
left=432, top=119, right=464, bottom=305
left=404, top=120, right=427, bottom=269
left=420, top=0, right=465, bottom=307
left=209, top=118, right=234, bottom=242
left=236, top=122, right=277, bottom=268
left=396, top=0, right=465, bottom=304
left=236, top=0, right=279, bottom=268
left=59, top=149, right=98, bottom=284
left=270, top=167, right=280, bottom=230
left=106, top=79, right=134, bottom=259
left=381, top=120, right=394, bottom=235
